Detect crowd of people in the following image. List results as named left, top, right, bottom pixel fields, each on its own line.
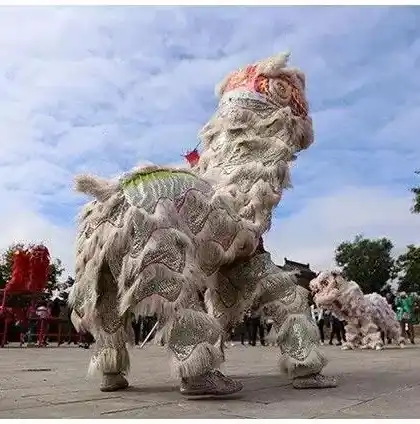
left=2, top=289, right=418, bottom=349
left=226, top=291, right=419, bottom=348
left=10, top=298, right=94, bottom=348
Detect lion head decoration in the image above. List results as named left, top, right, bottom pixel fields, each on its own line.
left=196, top=52, right=314, bottom=233
left=310, top=270, right=366, bottom=319
left=198, top=52, right=313, bottom=174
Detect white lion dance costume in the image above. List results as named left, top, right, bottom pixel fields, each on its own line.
left=69, top=52, right=337, bottom=397
left=310, top=271, right=404, bottom=350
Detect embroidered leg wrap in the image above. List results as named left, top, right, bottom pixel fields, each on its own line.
left=359, top=318, right=382, bottom=350
left=89, top=322, right=130, bottom=377
left=218, top=252, right=330, bottom=381
left=73, top=262, right=131, bottom=381
left=164, top=308, right=225, bottom=379
left=204, top=266, right=260, bottom=338
left=386, top=319, right=405, bottom=346
left=342, top=320, right=361, bottom=350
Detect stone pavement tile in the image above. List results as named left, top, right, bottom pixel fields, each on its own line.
left=0, top=395, right=50, bottom=413
left=97, top=396, right=359, bottom=419
left=0, top=398, right=166, bottom=419
left=173, top=396, right=360, bottom=419
left=103, top=402, right=251, bottom=418
left=5, top=386, right=92, bottom=400
left=0, top=342, right=419, bottom=418
left=318, top=385, right=420, bottom=419
left=323, top=370, right=420, bottom=402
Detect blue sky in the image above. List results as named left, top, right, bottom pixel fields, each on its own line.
left=1, top=6, right=420, bottom=276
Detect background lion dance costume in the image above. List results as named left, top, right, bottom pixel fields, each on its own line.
left=310, top=271, right=404, bottom=350
left=69, top=52, right=337, bottom=396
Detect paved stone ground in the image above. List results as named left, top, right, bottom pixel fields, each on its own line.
left=0, top=341, right=419, bottom=418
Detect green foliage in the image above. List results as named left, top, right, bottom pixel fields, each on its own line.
left=0, top=242, right=25, bottom=290
left=59, top=276, right=75, bottom=302
left=411, top=171, right=420, bottom=214
left=394, top=244, right=420, bottom=294
left=335, top=234, right=394, bottom=294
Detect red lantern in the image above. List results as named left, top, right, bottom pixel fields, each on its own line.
left=6, top=249, right=31, bottom=293
left=28, top=244, right=50, bottom=293
left=184, top=149, right=200, bottom=167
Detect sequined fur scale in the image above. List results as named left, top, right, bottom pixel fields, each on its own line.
left=69, top=52, right=337, bottom=395
left=310, top=271, right=404, bottom=350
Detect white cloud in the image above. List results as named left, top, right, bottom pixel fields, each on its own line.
left=0, top=7, right=419, bottom=281
left=266, top=186, right=420, bottom=272
left=0, top=192, right=75, bottom=278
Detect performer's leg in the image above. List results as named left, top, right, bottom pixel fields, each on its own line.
left=335, top=321, right=342, bottom=346
left=317, top=319, right=325, bottom=344
left=400, top=320, right=407, bottom=340
left=259, top=321, right=266, bottom=346
left=341, top=321, right=347, bottom=342
left=408, top=322, right=415, bottom=344
left=160, top=306, right=242, bottom=397
left=359, top=317, right=382, bottom=350
left=132, top=318, right=141, bottom=345
left=120, top=266, right=242, bottom=397
left=246, top=321, right=252, bottom=344
left=73, top=262, right=131, bottom=392
left=342, top=320, right=360, bottom=350
left=240, top=329, right=245, bottom=345
left=250, top=318, right=258, bottom=346
left=329, top=319, right=338, bottom=345
left=217, top=252, right=336, bottom=389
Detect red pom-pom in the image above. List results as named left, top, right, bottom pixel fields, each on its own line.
left=184, top=149, right=200, bottom=167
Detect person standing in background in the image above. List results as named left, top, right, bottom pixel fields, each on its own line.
left=48, top=299, right=61, bottom=343
left=412, top=293, right=420, bottom=326
left=132, top=314, right=142, bottom=346
left=264, top=306, right=275, bottom=346
left=329, top=312, right=343, bottom=346
left=236, top=313, right=249, bottom=346
left=249, top=307, right=265, bottom=346
left=310, top=303, right=325, bottom=345
left=396, top=291, right=415, bottom=344
left=244, top=309, right=252, bottom=345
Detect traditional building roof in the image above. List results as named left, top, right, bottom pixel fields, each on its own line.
left=277, top=257, right=316, bottom=289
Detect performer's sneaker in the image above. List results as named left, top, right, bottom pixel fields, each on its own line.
left=100, top=373, right=129, bottom=392
left=180, top=369, right=243, bottom=398
left=293, top=373, right=337, bottom=389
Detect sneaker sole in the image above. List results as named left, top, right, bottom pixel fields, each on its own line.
left=181, top=390, right=242, bottom=400
left=100, top=382, right=129, bottom=392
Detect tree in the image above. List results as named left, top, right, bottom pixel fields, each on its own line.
left=411, top=171, right=420, bottom=214
left=55, top=276, right=75, bottom=302
left=0, top=242, right=25, bottom=290
left=335, top=235, right=394, bottom=294
left=394, top=244, right=420, bottom=294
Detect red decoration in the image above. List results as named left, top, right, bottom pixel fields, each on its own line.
left=6, top=249, right=31, bottom=293
left=28, top=244, right=50, bottom=292
left=184, top=149, right=200, bottom=167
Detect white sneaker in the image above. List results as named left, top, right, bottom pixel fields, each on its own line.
left=320, top=341, right=324, bottom=346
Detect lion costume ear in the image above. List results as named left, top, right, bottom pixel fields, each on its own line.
left=215, top=51, right=292, bottom=98
left=215, top=71, right=235, bottom=98
left=255, top=52, right=290, bottom=77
